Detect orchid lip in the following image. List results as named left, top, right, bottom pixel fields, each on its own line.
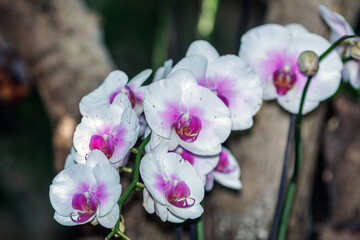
left=165, top=180, right=195, bottom=208
left=89, top=134, right=116, bottom=159
left=174, top=113, right=202, bottom=142
left=272, top=66, right=297, bottom=96
left=70, top=192, right=98, bottom=223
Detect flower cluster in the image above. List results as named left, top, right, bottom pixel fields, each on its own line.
left=48, top=6, right=354, bottom=237
left=50, top=40, right=263, bottom=229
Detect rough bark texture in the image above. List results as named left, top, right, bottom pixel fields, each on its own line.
left=318, top=95, right=360, bottom=240
left=0, top=0, right=115, bottom=171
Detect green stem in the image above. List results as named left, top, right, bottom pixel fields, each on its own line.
left=319, top=35, right=357, bottom=61
left=196, top=217, right=204, bottom=240
left=277, top=34, right=357, bottom=240
left=117, top=231, right=131, bottom=240
left=105, top=230, right=117, bottom=240
left=277, top=182, right=296, bottom=240
left=106, top=133, right=151, bottom=240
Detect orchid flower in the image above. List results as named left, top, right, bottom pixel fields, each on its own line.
left=319, top=5, right=360, bottom=89
left=80, top=69, right=152, bottom=116
left=143, top=69, right=232, bottom=155
left=171, top=40, right=263, bottom=130
left=205, top=147, right=242, bottom=191
left=74, top=93, right=139, bottom=166
left=145, top=129, right=219, bottom=185
left=50, top=150, right=122, bottom=228
left=239, top=24, right=343, bottom=114
left=140, top=144, right=204, bottom=222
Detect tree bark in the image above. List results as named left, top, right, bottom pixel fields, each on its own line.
left=318, top=95, right=360, bottom=240
left=0, top=0, right=115, bottom=171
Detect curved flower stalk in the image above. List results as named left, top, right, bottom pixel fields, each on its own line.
left=74, top=93, right=139, bottom=166
left=143, top=69, right=232, bottom=155
left=50, top=150, right=122, bottom=228
left=319, top=5, right=360, bottom=89
left=205, top=146, right=242, bottom=191
left=171, top=40, right=263, bottom=130
left=80, top=69, right=152, bottom=116
left=140, top=144, right=205, bottom=222
left=239, top=24, right=343, bottom=114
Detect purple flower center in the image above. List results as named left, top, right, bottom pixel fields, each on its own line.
left=70, top=192, right=98, bottom=223
left=215, top=150, right=234, bottom=173
left=89, top=134, right=116, bottom=159
left=165, top=180, right=195, bottom=208
left=174, top=113, right=202, bottom=142
left=272, top=66, right=297, bottom=95
left=109, top=85, right=137, bottom=108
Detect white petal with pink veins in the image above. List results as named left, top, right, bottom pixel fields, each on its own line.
left=239, top=24, right=292, bottom=76
left=92, top=162, right=121, bottom=217
left=79, top=70, right=128, bottom=115
left=140, top=147, right=168, bottom=205
left=144, top=79, right=183, bottom=139
left=178, top=86, right=231, bottom=155
left=206, top=55, right=263, bottom=130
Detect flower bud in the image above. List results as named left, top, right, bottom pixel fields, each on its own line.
left=350, top=40, right=360, bottom=60
left=298, top=50, right=319, bottom=76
